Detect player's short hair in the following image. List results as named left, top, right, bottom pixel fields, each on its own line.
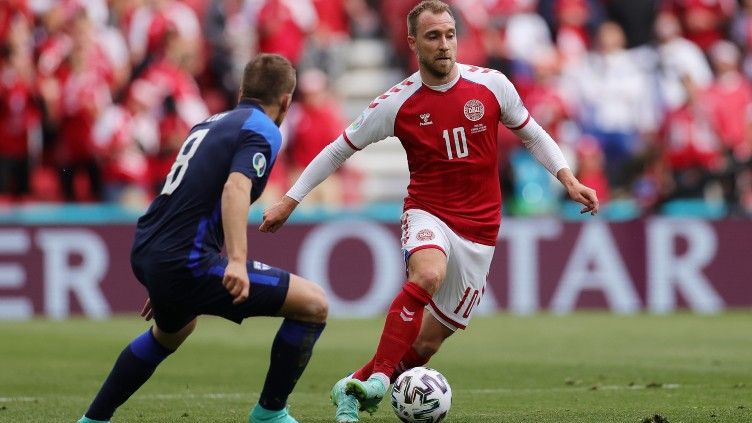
left=240, top=54, right=296, bottom=105
left=407, top=0, right=453, bottom=37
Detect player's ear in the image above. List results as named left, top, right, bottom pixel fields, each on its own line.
left=407, top=35, right=417, bottom=53
left=280, top=93, right=293, bottom=114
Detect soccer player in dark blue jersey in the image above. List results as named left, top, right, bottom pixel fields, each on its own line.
left=77, top=54, right=327, bottom=423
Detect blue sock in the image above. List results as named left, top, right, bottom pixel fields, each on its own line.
left=258, top=319, right=325, bottom=411
left=84, top=328, right=173, bottom=420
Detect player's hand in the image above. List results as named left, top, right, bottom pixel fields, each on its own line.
left=223, top=260, right=250, bottom=304
left=567, top=182, right=600, bottom=216
left=259, top=196, right=299, bottom=233
left=140, top=298, right=153, bottom=321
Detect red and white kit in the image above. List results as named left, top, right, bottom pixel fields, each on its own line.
left=287, top=63, right=569, bottom=328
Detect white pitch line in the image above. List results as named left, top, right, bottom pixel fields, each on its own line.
left=143, top=393, right=250, bottom=401
left=0, top=397, right=37, bottom=402
left=465, top=384, right=681, bottom=394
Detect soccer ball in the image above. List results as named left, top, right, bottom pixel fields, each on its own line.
left=390, top=367, right=452, bottom=423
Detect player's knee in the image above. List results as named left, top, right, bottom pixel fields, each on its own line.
left=303, top=283, right=328, bottom=323
left=410, top=269, right=444, bottom=294
left=154, top=319, right=197, bottom=350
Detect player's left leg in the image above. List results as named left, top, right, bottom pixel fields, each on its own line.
left=347, top=311, right=455, bottom=384
left=394, top=311, right=455, bottom=379
left=249, top=273, right=327, bottom=423
left=78, top=317, right=197, bottom=423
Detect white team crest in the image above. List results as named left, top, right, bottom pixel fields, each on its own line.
left=419, top=113, right=433, bottom=126
left=464, top=99, right=484, bottom=121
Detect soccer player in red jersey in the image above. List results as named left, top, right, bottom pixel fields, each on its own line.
left=261, top=1, right=599, bottom=421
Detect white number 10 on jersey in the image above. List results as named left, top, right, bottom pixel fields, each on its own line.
left=443, top=127, right=468, bottom=160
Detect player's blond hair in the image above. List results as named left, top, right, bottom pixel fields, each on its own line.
left=407, top=0, right=454, bottom=37
left=240, top=54, right=296, bottom=105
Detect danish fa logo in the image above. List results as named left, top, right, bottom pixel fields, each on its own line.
left=464, top=99, right=484, bottom=121
left=417, top=229, right=435, bottom=241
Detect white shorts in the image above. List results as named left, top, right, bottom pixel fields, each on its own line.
left=400, top=209, right=495, bottom=330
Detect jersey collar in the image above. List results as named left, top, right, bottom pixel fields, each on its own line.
left=423, top=67, right=461, bottom=93
left=237, top=99, right=264, bottom=110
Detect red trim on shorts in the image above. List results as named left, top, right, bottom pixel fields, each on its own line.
left=429, top=300, right=466, bottom=329
left=408, top=244, right=446, bottom=256
left=342, top=132, right=361, bottom=151
left=507, top=113, right=531, bottom=131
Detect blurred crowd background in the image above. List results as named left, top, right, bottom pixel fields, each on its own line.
left=1, top=0, right=751, bottom=218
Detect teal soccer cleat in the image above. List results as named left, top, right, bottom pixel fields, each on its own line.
left=77, top=417, right=109, bottom=423
left=331, top=374, right=360, bottom=422
left=248, top=403, right=298, bottom=423
left=345, top=375, right=388, bottom=415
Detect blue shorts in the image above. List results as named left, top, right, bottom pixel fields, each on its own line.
left=132, top=255, right=290, bottom=333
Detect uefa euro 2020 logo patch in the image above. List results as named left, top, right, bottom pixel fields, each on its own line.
left=464, top=99, right=484, bottom=121
left=253, top=152, right=267, bottom=177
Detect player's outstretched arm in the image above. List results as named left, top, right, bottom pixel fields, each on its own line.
left=259, top=195, right=299, bottom=233
left=222, top=172, right=252, bottom=304
left=557, top=168, right=599, bottom=216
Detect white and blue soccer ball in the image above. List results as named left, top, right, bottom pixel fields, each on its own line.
left=390, top=367, right=452, bottom=423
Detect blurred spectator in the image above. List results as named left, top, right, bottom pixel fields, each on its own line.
left=345, top=0, right=381, bottom=39
left=603, top=0, right=658, bottom=48
left=563, top=21, right=657, bottom=191
left=255, top=0, right=317, bottom=66
left=128, top=0, right=203, bottom=74
left=706, top=41, right=752, bottom=163
left=301, top=0, right=350, bottom=80
left=205, top=0, right=255, bottom=107
left=653, top=12, right=713, bottom=112
left=575, top=136, right=610, bottom=203
left=659, top=75, right=723, bottom=200
left=284, top=68, right=346, bottom=205
left=54, top=12, right=115, bottom=202
left=500, top=0, right=555, bottom=81
left=553, top=0, right=592, bottom=65
left=704, top=41, right=752, bottom=209
left=662, top=0, right=737, bottom=52
left=92, top=104, right=149, bottom=206
left=0, top=13, right=39, bottom=200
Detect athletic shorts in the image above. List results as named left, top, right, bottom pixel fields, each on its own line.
left=401, top=209, right=495, bottom=331
left=132, top=255, right=290, bottom=333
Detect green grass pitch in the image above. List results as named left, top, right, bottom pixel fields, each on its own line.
left=1, top=312, right=751, bottom=422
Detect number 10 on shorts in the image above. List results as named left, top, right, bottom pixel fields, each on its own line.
left=453, top=287, right=479, bottom=318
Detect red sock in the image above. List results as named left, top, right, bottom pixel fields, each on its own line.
left=352, top=358, right=374, bottom=381
left=370, top=282, right=432, bottom=378
left=392, top=346, right=430, bottom=383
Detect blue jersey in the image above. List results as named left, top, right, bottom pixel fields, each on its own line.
left=132, top=100, right=281, bottom=276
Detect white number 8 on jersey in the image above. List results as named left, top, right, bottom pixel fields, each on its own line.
left=161, top=128, right=210, bottom=195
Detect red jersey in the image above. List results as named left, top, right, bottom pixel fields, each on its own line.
left=342, top=64, right=531, bottom=245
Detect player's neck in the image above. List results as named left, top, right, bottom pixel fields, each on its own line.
left=421, top=65, right=460, bottom=91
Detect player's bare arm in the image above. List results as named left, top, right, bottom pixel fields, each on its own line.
left=222, top=171, right=252, bottom=304
left=259, top=195, right=299, bottom=233
left=557, top=167, right=600, bottom=215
